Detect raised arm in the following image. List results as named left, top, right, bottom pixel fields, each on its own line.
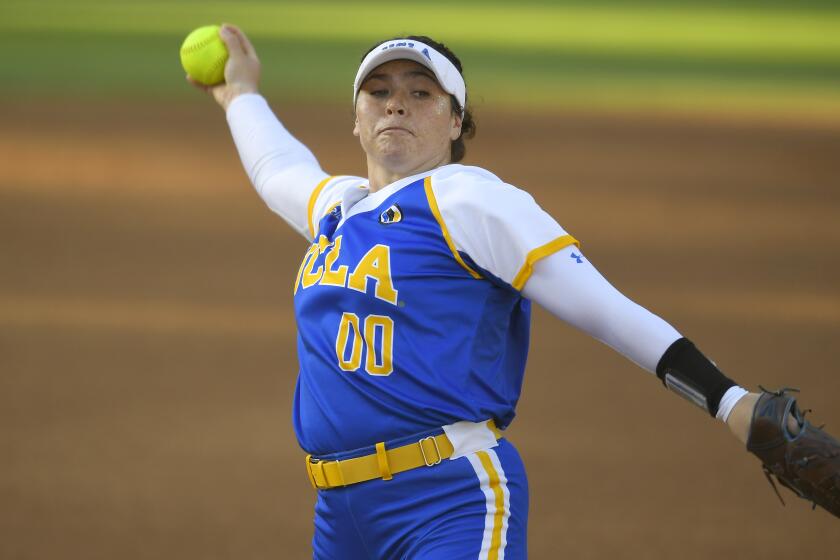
left=188, top=24, right=330, bottom=239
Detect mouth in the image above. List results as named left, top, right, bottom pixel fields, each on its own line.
left=378, top=126, right=413, bottom=136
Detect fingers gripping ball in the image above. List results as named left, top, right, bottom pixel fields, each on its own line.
left=180, top=25, right=229, bottom=86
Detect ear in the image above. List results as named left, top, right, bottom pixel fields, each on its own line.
left=353, top=114, right=360, bottom=137
left=449, top=112, right=463, bottom=141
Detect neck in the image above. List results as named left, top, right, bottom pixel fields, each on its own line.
left=366, top=152, right=451, bottom=192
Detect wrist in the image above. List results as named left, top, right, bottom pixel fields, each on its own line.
left=222, top=85, right=260, bottom=111
left=725, top=392, right=760, bottom=445
left=716, top=386, right=749, bottom=422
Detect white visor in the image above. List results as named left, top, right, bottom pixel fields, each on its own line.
left=353, top=39, right=466, bottom=115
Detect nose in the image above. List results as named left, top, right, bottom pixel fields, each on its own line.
left=386, top=92, right=406, bottom=116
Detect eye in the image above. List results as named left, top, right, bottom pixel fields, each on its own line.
left=370, top=89, right=388, bottom=97
left=412, top=90, right=430, bottom=98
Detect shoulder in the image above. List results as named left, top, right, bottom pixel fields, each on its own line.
left=429, top=164, right=506, bottom=193
left=314, top=174, right=366, bottom=200
left=308, top=175, right=365, bottom=239
left=427, top=164, right=538, bottom=219
left=426, top=164, right=577, bottom=290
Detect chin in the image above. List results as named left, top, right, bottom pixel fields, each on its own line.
left=375, top=140, right=416, bottom=162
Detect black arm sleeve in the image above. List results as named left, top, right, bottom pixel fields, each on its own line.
left=655, top=338, right=736, bottom=417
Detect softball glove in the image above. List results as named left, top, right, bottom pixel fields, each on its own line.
left=746, top=387, right=840, bottom=518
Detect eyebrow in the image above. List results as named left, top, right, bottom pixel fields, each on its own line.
left=406, top=70, right=437, bottom=81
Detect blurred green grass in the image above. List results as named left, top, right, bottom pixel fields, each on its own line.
left=2, top=0, right=839, bottom=114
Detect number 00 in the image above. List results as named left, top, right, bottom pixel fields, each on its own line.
left=335, top=313, right=394, bottom=376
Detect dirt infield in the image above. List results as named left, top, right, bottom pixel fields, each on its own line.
left=1, top=97, right=838, bottom=559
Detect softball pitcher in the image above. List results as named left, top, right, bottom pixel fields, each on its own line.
left=189, top=25, right=840, bottom=559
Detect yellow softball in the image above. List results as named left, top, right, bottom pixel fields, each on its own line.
left=180, top=25, right=229, bottom=86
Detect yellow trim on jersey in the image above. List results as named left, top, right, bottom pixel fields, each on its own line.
left=307, top=175, right=335, bottom=239
left=423, top=176, right=482, bottom=279
left=511, top=234, right=580, bottom=291
left=477, top=450, right=506, bottom=560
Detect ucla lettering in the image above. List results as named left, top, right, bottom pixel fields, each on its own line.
left=295, top=235, right=399, bottom=305
left=347, top=244, right=398, bottom=304
left=321, top=235, right=349, bottom=287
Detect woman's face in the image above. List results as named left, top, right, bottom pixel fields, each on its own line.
left=354, top=59, right=462, bottom=176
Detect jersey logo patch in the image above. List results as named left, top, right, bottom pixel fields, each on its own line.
left=379, top=204, right=403, bottom=225
left=571, top=252, right=583, bottom=264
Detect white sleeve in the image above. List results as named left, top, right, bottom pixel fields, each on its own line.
left=226, top=93, right=347, bottom=240
left=522, top=244, right=682, bottom=373
left=430, top=165, right=579, bottom=289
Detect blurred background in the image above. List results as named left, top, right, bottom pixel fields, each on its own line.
left=1, top=1, right=839, bottom=558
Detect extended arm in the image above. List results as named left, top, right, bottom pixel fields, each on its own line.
left=521, top=245, right=751, bottom=434
left=427, top=168, right=756, bottom=439
left=522, top=248, right=840, bottom=517
left=522, top=245, right=680, bottom=373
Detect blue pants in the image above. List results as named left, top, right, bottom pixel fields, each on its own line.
left=311, top=438, right=528, bottom=559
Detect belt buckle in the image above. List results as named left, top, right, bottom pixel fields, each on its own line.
left=418, top=435, right=442, bottom=466
left=305, top=454, right=325, bottom=489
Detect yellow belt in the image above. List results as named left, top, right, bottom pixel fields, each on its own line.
left=305, top=419, right=502, bottom=490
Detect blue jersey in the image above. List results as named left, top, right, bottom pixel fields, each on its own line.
left=292, top=165, right=577, bottom=455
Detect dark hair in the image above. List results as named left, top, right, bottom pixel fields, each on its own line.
left=360, top=35, right=476, bottom=163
